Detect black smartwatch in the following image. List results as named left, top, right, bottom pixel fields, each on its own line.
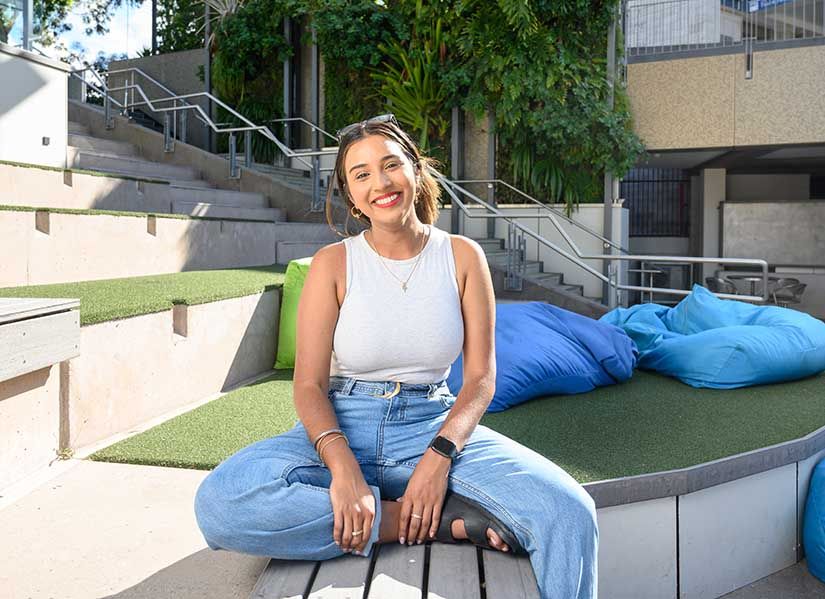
left=428, top=435, right=458, bottom=461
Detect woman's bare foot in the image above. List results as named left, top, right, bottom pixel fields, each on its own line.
left=378, top=500, right=509, bottom=552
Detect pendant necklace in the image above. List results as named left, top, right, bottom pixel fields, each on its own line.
left=367, top=226, right=430, bottom=292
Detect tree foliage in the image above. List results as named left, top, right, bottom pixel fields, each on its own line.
left=173, top=0, right=646, bottom=210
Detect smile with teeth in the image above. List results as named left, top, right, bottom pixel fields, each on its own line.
left=373, top=193, right=401, bottom=207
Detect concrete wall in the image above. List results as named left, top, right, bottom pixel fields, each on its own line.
left=437, top=203, right=630, bottom=301
left=0, top=208, right=279, bottom=287
left=109, top=49, right=210, bottom=151
left=0, top=366, right=61, bottom=490
left=627, top=44, right=825, bottom=150
left=726, top=174, right=810, bottom=203
left=0, top=43, right=68, bottom=168
left=0, top=162, right=170, bottom=213
left=65, top=290, right=279, bottom=449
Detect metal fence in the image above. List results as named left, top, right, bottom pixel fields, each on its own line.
left=625, top=0, right=825, bottom=57
left=620, top=168, right=691, bottom=237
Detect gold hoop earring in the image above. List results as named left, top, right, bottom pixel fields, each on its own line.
left=351, top=205, right=363, bottom=219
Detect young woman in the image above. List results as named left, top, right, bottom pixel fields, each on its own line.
left=194, top=115, right=598, bottom=598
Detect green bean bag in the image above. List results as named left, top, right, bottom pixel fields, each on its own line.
left=274, top=257, right=313, bottom=369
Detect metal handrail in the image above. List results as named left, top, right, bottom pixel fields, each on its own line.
left=70, top=66, right=333, bottom=180
left=436, top=173, right=770, bottom=306
left=453, top=178, right=630, bottom=255
left=269, top=117, right=339, bottom=145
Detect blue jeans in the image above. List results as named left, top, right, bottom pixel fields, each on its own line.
left=194, top=376, right=598, bottom=599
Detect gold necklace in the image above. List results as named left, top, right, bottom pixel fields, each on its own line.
left=366, top=226, right=430, bottom=292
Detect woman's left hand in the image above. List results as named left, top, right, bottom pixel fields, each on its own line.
left=396, top=449, right=452, bottom=544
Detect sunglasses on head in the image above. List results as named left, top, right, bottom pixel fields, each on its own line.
left=335, top=113, right=399, bottom=141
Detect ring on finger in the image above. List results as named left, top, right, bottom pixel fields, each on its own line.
left=411, top=513, right=423, bottom=519
left=352, top=529, right=363, bottom=536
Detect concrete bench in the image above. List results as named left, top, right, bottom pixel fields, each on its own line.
left=250, top=542, right=539, bottom=598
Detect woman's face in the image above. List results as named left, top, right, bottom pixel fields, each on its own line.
left=342, top=134, right=418, bottom=225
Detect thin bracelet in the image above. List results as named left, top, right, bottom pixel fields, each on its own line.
left=317, top=432, right=347, bottom=457
left=319, top=434, right=349, bottom=464
left=313, top=428, right=344, bottom=451
left=316, top=431, right=349, bottom=454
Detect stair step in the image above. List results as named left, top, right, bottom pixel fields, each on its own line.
left=67, top=133, right=138, bottom=157
left=585, top=296, right=603, bottom=303
left=563, top=284, right=584, bottom=296
left=68, top=121, right=90, bottom=135
left=276, top=240, right=331, bottom=263
left=528, top=272, right=564, bottom=286
left=142, top=182, right=268, bottom=209
left=171, top=201, right=284, bottom=222
left=272, top=222, right=341, bottom=243
left=471, top=237, right=505, bottom=251
left=486, top=258, right=543, bottom=275
left=67, top=147, right=200, bottom=181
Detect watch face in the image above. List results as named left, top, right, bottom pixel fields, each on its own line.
left=432, top=435, right=457, bottom=457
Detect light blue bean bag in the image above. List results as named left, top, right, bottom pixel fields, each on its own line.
left=600, top=283, right=825, bottom=388
left=804, top=457, right=825, bottom=583
left=447, top=302, right=638, bottom=412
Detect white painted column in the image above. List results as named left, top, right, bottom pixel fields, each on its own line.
left=700, top=168, right=726, bottom=282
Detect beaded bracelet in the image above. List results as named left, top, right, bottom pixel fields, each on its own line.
left=318, top=434, right=349, bottom=464
left=313, top=428, right=344, bottom=451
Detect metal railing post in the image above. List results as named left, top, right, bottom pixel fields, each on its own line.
left=104, top=94, right=113, bottom=130
left=229, top=132, right=238, bottom=178
left=244, top=131, right=252, bottom=168
left=180, top=108, right=187, bottom=144
left=163, top=112, right=173, bottom=152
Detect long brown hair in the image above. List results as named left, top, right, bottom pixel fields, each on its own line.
left=324, top=118, right=441, bottom=237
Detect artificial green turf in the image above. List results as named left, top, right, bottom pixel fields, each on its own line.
left=88, top=368, right=825, bottom=484
left=0, top=158, right=171, bottom=184
left=0, top=203, right=270, bottom=223
left=0, top=265, right=286, bottom=326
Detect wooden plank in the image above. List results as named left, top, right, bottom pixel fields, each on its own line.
left=367, top=543, right=425, bottom=599
left=0, top=298, right=80, bottom=325
left=482, top=548, right=539, bottom=599
left=308, top=553, right=372, bottom=599
left=426, top=544, right=481, bottom=599
left=248, top=559, right=317, bottom=599
left=0, top=309, right=80, bottom=383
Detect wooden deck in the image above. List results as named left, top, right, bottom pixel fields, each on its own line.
left=249, top=542, right=539, bottom=599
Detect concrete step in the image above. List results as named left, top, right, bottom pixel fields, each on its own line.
left=67, top=147, right=200, bottom=181
left=67, top=133, right=138, bottom=157
left=471, top=237, right=505, bottom=251
left=141, top=182, right=268, bottom=209
left=276, top=240, right=330, bottom=264
left=486, top=255, right=543, bottom=275
left=528, top=272, right=564, bottom=286
left=171, top=201, right=285, bottom=222
left=67, top=121, right=90, bottom=135
left=272, top=222, right=342, bottom=243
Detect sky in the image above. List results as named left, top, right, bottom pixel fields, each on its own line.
left=57, top=0, right=153, bottom=65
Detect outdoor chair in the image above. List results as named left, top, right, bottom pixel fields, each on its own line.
left=771, top=279, right=807, bottom=308
left=705, top=276, right=739, bottom=295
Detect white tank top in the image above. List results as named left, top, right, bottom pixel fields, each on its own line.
left=329, top=224, right=465, bottom=384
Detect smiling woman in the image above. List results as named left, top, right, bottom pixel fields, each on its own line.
left=193, top=114, right=599, bottom=599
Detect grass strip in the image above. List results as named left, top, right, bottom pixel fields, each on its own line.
left=0, top=158, right=171, bottom=184
left=89, top=368, right=825, bottom=484
left=0, top=265, right=286, bottom=326
left=0, top=203, right=275, bottom=224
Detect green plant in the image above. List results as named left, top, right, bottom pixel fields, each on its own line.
left=369, top=0, right=449, bottom=156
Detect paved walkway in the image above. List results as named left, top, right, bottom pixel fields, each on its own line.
left=2, top=458, right=824, bottom=598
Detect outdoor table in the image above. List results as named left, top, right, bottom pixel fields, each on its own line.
left=726, top=275, right=780, bottom=297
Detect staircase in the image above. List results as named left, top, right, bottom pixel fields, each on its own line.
left=472, top=236, right=609, bottom=317
left=66, top=121, right=288, bottom=223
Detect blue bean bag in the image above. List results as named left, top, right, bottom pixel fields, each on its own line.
left=600, top=283, right=825, bottom=388
left=804, top=457, right=825, bottom=583
left=446, top=302, right=638, bottom=412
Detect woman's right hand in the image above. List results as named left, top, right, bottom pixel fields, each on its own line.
left=329, top=463, right=376, bottom=554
